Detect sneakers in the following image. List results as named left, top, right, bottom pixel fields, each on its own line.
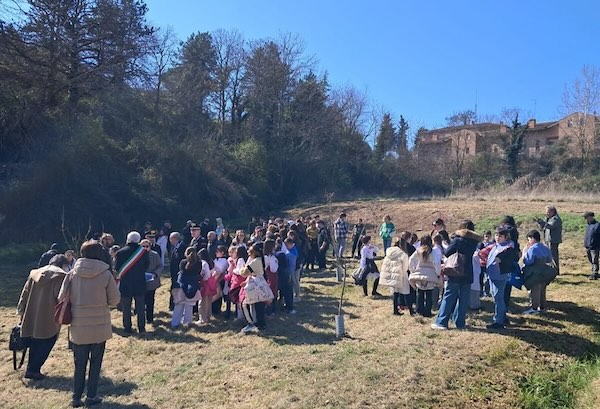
left=590, top=274, right=598, bottom=280
left=523, top=308, right=540, bottom=315
left=486, top=322, right=505, bottom=330
left=85, top=396, right=103, bottom=406
left=288, top=309, right=297, bottom=315
left=371, top=291, right=383, bottom=297
left=241, top=324, right=258, bottom=334
left=430, top=323, right=448, bottom=330
left=71, top=398, right=83, bottom=408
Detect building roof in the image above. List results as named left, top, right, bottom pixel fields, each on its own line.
left=421, top=123, right=500, bottom=135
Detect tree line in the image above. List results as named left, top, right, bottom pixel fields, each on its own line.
left=0, top=1, right=598, bottom=244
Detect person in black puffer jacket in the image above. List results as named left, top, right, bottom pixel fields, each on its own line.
left=584, top=212, right=600, bottom=280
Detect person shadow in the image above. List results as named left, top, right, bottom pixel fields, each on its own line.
left=24, top=374, right=137, bottom=397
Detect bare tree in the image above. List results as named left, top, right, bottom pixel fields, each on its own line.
left=210, top=28, right=245, bottom=142
left=561, top=64, right=600, bottom=161
left=147, top=26, right=178, bottom=117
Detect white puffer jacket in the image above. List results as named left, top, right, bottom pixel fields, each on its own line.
left=379, top=247, right=410, bottom=294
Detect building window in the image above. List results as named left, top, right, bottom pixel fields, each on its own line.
left=466, top=147, right=470, bottom=154
left=535, top=140, right=540, bottom=151
left=568, top=120, right=573, bottom=128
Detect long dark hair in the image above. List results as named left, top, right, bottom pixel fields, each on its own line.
left=418, top=235, right=433, bottom=259
left=184, top=247, right=198, bottom=269
left=236, top=245, right=248, bottom=262
left=263, top=239, right=275, bottom=256
left=198, top=248, right=214, bottom=269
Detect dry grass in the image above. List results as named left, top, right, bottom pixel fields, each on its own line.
left=1, top=198, right=599, bottom=409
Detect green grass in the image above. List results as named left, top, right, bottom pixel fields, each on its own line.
left=519, top=358, right=600, bottom=409
left=475, top=212, right=587, bottom=236
left=0, top=243, right=47, bottom=264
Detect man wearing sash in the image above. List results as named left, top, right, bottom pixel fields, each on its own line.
left=115, top=232, right=149, bottom=334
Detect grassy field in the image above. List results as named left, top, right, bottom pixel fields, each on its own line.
left=1, top=198, right=600, bottom=409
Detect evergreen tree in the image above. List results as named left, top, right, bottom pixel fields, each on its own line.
left=373, top=113, right=395, bottom=160
left=396, top=115, right=409, bottom=156
left=502, top=115, right=528, bottom=181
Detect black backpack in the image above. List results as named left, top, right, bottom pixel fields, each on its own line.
left=9, top=325, right=30, bottom=370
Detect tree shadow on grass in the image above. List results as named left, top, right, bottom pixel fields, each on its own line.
left=111, top=325, right=208, bottom=344
left=26, top=375, right=137, bottom=396
left=95, top=403, right=152, bottom=409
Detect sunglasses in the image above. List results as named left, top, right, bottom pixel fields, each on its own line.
left=142, top=245, right=150, bottom=249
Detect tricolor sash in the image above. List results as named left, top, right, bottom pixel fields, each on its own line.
left=116, top=246, right=146, bottom=283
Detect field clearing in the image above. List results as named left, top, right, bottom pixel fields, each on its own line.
left=1, top=198, right=599, bottom=409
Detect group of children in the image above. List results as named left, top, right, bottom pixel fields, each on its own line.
left=364, top=216, right=557, bottom=330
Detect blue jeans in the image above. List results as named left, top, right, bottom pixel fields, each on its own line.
left=382, top=238, right=392, bottom=252
left=489, top=279, right=507, bottom=325
left=435, top=281, right=470, bottom=328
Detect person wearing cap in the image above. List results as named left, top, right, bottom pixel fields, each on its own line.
left=145, top=230, right=162, bottom=258
left=189, top=223, right=206, bottom=251
left=584, top=212, right=600, bottom=280
left=38, top=243, right=59, bottom=268
left=114, top=231, right=150, bottom=334
left=537, top=205, right=562, bottom=275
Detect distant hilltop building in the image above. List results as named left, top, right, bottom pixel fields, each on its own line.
left=416, top=113, right=599, bottom=159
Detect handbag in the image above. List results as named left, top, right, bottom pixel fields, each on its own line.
left=9, top=325, right=30, bottom=370
left=243, top=276, right=274, bottom=304
left=442, top=253, right=466, bottom=278
left=54, top=273, right=73, bottom=325
left=145, top=272, right=161, bottom=291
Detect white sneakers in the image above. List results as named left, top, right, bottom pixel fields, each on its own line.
left=523, top=308, right=541, bottom=315
left=241, top=324, right=258, bottom=334
left=430, top=323, right=448, bottom=330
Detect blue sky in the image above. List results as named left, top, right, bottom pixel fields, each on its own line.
left=144, top=0, right=599, bottom=132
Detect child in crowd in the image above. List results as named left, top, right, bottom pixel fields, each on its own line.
left=379, top=237, right=410, bottom=315
left=171, top=247, right=202, bottom=329
left=408, top=235, right=441, bottom=317
left=358, top=236, right=381, bottom=297
left=478, top=230, right=495, bottom=297
left=431, top=234, right=446, bottom=309
left=263, top=239, right=279, bottom=315
left=197, top=248, right=214, bottom=325
left=212, top=245, right=229, bottom=316
left=485, top=228, right=519, bottom=330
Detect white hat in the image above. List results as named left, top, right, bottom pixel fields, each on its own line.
left=127, top=231, right=141, bottom=244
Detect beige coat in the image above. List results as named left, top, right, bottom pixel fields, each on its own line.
left=17, top=265, right=67, bottom=339
left=59, top=258, right=120, bottom=345
left=379, top=247, right=410, bottom=294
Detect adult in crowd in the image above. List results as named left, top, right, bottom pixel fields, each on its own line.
left=207, top=231, right=219, bottom=260
left=189, top=223, right=206, bottom=250
left=114, top=231, right=149, bottom=335
left=305, top=219, right=319, bottom=270
left=498, top=215, right=520, bottom=314
left=522, top=230, right=554, bottom=314
left=59, top=240, right=120, bottom=408
left=181, top=220, right=193, bottom=245
left=17, top=254, right=70, bottom=380
left=584, top=211, right=600, bottom=280
left=351, top=218, right=366, bottom=259
left=140, top=239, right=162, bottom=325
left=218, top=228, right=233, bottom=248
left=334, top=213, right=348, bottom=258
left=145, top=230, right=162, bottom=258
left=430, top=218, right=447, bottom=238
left=38, top=243, right=59, bottom=267
left=316, top=220, right=331, bottom=270
left=432, top=220, right=481, bottom=330
left=169, top=232, right=186, bottom=310
left=379, top=215, right=395, bottom=252
left=215, top=217, right=225, bottom=237
left=100, top=234, right=114, bottom=252
left=537, top=205, right=562, bottom=275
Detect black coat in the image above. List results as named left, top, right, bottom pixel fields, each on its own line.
left=585, top=220, right=600, bottom=250
left=38, top=250, right=57, bottom=268
left=444, top=229, right=482, bottom=284
left=114, top=243, right=149, bottom=297
left=317, top=228, right=330, bottom=251
left=170, top=241, right=186, bottom=279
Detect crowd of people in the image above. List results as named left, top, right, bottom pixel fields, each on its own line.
left=14, top=206, right=600, bottom=407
